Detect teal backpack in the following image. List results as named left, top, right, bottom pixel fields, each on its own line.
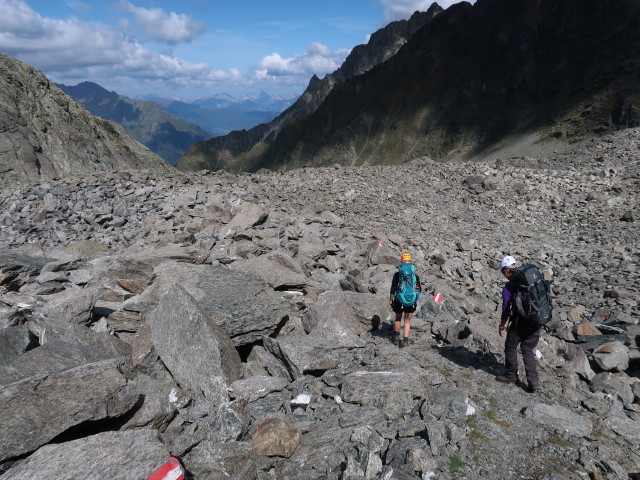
left=395, top=263, right=420, bottom=306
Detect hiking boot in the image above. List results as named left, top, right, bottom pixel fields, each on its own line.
left=495, top=375, right=517, bottom=384
left=391, top=332, right=400, bottom=344
left=401, top=337, right=409, bottom=348
left=527, top=383, right=539, bottom=393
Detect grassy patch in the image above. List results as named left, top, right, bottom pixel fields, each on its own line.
left=591, top=430, right=613, bottom=440
left=449, top=455, right=464, bottom=474
left=466, top=416, right=486, bottom=439
left=548, top=436, right=572, bottom=448
left=485, top=410, right=512, bottom=428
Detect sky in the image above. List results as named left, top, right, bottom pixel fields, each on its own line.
left=0, top=0, right=473, bottom=101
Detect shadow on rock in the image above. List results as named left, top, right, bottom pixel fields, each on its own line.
left=433, top=344, right=503, bottom=376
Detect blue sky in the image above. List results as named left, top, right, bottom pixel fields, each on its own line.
left=0, top=0, right=472, bottom=100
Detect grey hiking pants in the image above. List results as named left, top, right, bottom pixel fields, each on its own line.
left=504, top=319, right=540, bottom=386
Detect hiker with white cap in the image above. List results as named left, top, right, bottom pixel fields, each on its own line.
left=496, top=255, right=541, bottom=393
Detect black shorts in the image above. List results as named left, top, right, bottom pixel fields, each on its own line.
left=392, top=299, right=417, bottom=314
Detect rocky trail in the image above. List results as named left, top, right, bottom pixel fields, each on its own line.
left=0, top=128, right=638, bottom=479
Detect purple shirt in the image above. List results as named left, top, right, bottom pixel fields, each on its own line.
left=501, top=282, right=517, bottom=323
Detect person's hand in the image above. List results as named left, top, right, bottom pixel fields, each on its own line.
left=499, top=325, right=505, bottom=337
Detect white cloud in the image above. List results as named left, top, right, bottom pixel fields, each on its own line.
left=380, top=0, right=472, bottom=21
left=116, top=0, right=206, bottom=45
left=0, top=0, right=229, bottom=95
left=255, top=42, right=350, bottom=78
left=1, top=0, right=470, bottom=99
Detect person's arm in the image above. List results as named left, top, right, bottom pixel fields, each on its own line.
left=499, top=284, right=512, bottom=336
left=390, top=273, right=398, bottom=305
left=415, top=275, right=422, bottom=291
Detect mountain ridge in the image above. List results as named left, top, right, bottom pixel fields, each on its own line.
left=0, top=53, right=173, bottom=190
left=176, top=4, right=444, bottom=172
left=57, top=81, right=210, bottom=166
left=177, top=0, right=640, bottom=172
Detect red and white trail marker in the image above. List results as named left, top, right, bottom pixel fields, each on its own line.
left=432, top=293, right=444, bottom=303
left=146, top=456, right=185, bottom=480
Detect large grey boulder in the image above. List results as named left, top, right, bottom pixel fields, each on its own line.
left=182, top=440, right=258, bottom=480
left=262, top=334, right=350, bottom=381
left=219, top=201, right=269, bottom=237
left=340, top=368, right=430, bottom=421
left=230, top=251, right=309, bottom=290
left=0, top=357, right=136, bottom=462
left=592, top=340, right=630, bottom=372
left=541, top=336, right=595, bottom=381
left=0, top=253, right=51, bottom=290
left=302, top=291, right=389, bottom=335
left=127, top=262, right=288, bottom=346
left=522, top=403, right=593, bottom=438
left=0, top=339, right=114, bottom=385
left=590, top=372, right=635, bottom=405
left=0, top=325, right=33, bottom=367
left=123, top=243, right=211, bottom=266
left=149, top=284, right=242, bottom=402
left=85, top=256, right=155, bottom=291
left=40, top=286, right=102, bottom=325
left=229, top=375, right=289, bottom=403
left=36, top=317, right=131, bottom=359
left=1, top=429, right=172, bottom=480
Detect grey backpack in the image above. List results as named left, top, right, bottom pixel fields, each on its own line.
left=511, top=264, right=552, bottom=327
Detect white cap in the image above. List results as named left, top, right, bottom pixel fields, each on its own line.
left=500, top=255, right=517, bottom=270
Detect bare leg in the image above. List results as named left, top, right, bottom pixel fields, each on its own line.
left=403, top=312, right=413, bottom=338
left=394, top=312, right=402, bottom=334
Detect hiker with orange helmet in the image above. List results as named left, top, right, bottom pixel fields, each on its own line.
left=389, top=253, right=422, bottom=348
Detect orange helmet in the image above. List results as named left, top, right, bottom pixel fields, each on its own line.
left=401, top=253, right=412, bottom=263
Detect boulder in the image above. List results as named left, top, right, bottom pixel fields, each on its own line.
left=590, top=372, right=635, bottom=405
left=230, top=251, right=309, bottom=290
left=541, top=336, right=595, bottom=381
left=340, top=368, right=430, bottom=421
left=149, top=284, right=242, bottom=402
left=251, top=418, right=301, bottom=458
left=0, top=325, right=33, bottom=367
left=522, top=403, right=593, bottom=437
left=220, top=202, right=269, bottom=237
left=229, top=375, right=289, bottom=403
left=0, top=357, right=137, bottom=462
left=302, top=291, right=389, bottom=335
left=125, top=262, right=288, bottom=346
left=182, top=440, right=258, bottom=480
left=85, top=256, right=155, bottom=291
left=40, top=286, right=102, bottom=325
left=0, top=338, right=117, bottom=385
left=592, top=340, right=630, bottom=372
left=0, top=253, right=51, bottom=291
left=262, top=335, right=347, bottom=381
left=1, top=429, right=171, bottom=480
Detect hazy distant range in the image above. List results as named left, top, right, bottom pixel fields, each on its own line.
left=145, top=91, right=297, bottom=137
left=57, top=81, right=297, bottom=165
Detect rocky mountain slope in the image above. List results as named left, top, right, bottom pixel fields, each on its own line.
left=0, top=53, right=174, bottom=189
left=178, top=0, right=640, bottom=173
left=176, top=5, right=443, bottom=173
left=57, top=81, right=210, bottom=166
left=0, top=125, right=638, bottom=479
